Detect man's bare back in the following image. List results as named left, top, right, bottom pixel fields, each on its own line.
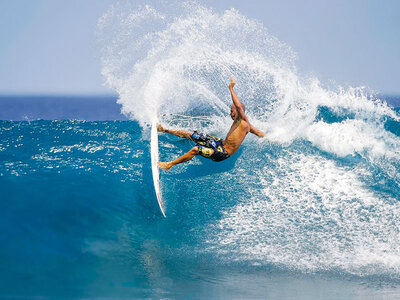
left=158, top=77, right=265, bottom=170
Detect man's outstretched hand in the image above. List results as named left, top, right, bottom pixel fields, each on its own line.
left=230, top=76, right=235, bottom=88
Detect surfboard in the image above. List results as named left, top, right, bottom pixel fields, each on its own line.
left=151, top=118, right=166, bottom=217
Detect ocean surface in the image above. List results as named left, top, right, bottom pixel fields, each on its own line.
left=2, top=2, right=400, bottom=299
left=1, top=97, right=399, bottom=299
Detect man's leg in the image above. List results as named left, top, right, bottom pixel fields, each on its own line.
left=157, top=124, right=192, bottom=139
left=158, top=146, right=199, bottom=170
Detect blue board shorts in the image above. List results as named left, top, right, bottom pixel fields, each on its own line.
left=191, top=131, right=230, bottom=162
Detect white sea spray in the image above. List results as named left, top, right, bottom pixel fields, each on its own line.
left=98, top=1, right=400, bottom=278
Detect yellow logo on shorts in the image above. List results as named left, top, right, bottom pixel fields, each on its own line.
left=201, top=147, right=214, bottom=157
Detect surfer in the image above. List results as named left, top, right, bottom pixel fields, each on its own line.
left=158, top=77, right=265, bottom=170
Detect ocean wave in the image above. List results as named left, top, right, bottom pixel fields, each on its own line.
left=96, top=1, right=400, bottom=279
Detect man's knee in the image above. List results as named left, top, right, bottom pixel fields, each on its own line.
left=184, top=131, right=193, bottom=139
left=190, top=146, right=199, bottom=155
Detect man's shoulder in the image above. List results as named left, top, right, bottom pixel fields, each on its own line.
left=239, top=118, right=250, bottom=125
left=239, top=119, right=250, bottom=131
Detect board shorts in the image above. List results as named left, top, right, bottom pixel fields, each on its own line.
left=191, top=131, right=230, bottom=162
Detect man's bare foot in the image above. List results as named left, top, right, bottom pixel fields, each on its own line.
left=158, top=161, right=172, bottom=170
left=157, top=123, right=165, bottom=132
left=230, top=76, right=235, bottom=88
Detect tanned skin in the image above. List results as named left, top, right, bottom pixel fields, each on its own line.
left=158, top=77, right=265, bottom=170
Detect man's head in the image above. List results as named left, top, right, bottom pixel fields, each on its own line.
left=230, top=104, right=245, bottom=120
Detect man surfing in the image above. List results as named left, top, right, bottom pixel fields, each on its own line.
left=158, top=77, right=265, bottom=170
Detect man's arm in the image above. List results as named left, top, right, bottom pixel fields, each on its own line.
left=250, top=124, right=266, bottom=138
left=229, top=77, right=248, bottom=121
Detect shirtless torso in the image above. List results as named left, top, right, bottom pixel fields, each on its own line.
left=223, top=119, right=250, bottom=156
left=223, top=77, right=265, bottom=156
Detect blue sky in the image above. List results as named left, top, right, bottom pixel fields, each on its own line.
left=0, top=0, right=399, bottom=95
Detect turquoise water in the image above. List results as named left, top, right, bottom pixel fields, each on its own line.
left=0, top=107, right=399, bottom=298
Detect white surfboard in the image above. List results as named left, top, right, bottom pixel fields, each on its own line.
left=151, top=118, right=166, bottom=217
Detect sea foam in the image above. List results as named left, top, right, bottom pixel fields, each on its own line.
left=98, top=1, right=400, bottom=278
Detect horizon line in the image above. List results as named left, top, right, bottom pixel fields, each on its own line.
left=0, top=93, right=399, bottom=97
left=0, top=93, right=119, bottom=98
